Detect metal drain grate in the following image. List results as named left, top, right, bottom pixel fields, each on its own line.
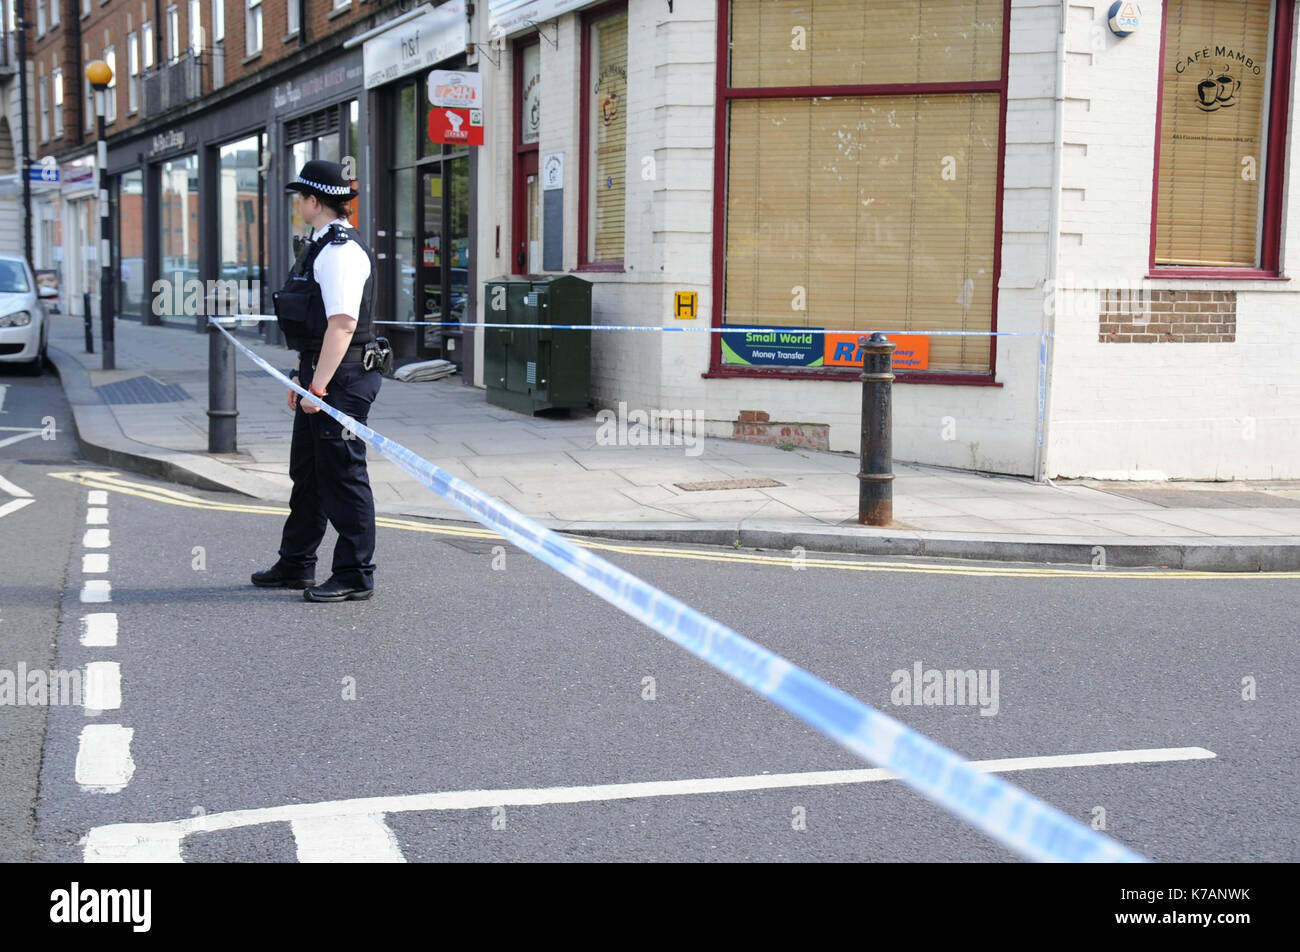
left=674, top=478, right=786, bottom=492
left=93, top=376, right=191, bottom=405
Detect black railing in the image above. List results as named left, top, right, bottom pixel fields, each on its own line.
left=142, top=51, right=208, bottom=118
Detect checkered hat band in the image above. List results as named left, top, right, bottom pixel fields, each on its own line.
left=293, top=177, right=352, bottom=195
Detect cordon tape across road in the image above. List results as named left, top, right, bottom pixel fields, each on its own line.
left=210, top=318, right=1142, bottom=862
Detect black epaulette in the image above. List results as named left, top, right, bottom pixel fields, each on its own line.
left=328, top=224, right=352, bottom=245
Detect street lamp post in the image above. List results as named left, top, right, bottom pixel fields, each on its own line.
left=86, top=60, right=115, bottom=370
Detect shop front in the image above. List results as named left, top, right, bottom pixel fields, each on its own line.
left=358, top=0, right=477, bottom=375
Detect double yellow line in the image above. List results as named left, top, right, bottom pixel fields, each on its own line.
left=48, top=470, right=1299, bottom=580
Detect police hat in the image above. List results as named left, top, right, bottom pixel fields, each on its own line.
left=286, top=159, right=358, bottom=202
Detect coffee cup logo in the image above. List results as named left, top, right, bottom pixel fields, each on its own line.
left=1197, top=65, right=1240, bottom=112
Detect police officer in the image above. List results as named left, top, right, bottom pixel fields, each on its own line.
left=251, top=159, right=382, bottom=602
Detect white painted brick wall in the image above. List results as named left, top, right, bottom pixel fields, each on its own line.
left=476, top=0, right=1300, bottom=478
left=1045, top=1, right=1300, bottom=478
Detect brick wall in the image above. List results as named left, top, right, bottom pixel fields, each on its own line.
left=1098, top=290, right=1237, bottom=344
left=28, top=0, right=378, bottom=165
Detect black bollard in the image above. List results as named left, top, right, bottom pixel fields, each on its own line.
left=83, top=291, right=94, bottom=353
left=207, top=320, right=237, bottom=453
left=858, top=332, right=895, bottom=527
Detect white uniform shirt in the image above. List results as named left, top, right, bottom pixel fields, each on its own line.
left=310, top=218, right=372, bottom=321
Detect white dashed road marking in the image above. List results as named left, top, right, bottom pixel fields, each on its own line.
left=86, top=508, right=109, bottom=525
left=83, top=553, right=110, bottom=573
left=75, top=725, right=136, bottom=793
left=83, top=662, right=122, bottom=714
left=81, top=613, right=119, bottom=647
left=80, top=580, right=111, bottom=603
left=83, top=529, right=110, bottom=548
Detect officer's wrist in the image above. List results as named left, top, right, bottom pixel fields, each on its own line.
left=309, top=382, right=328, bottom=397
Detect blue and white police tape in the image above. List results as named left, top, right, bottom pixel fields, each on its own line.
left=211, top=319, right=1139, bottom=863
left=215, top=315, right=1050, bottom=337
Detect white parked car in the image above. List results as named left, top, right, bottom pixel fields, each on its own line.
left=0, top=253, right=50, bottom=374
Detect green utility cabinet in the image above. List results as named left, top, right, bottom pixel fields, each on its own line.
left=483, top=274, right=592, bottom=414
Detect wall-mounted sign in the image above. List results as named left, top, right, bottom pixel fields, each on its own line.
left=542, top=153, right=563, bottom=190
left=364, top=0, right=468, bottom=89
left=272, top=56, right=363, bottom=112
left=428, top=107, right=484, bottom=146
left=721, top=326, right=824, bottom=367
left=721, top=328, right=932, bottom=370
left=427, top=69, right=482, bottom=109
left=822, top=333, right=931, bottom=371
left=148, top=130, right=186, bottom=156
left=488, top=0, right=591, bottom=39
left=673, top=292, right=697, bottom=320
left=1108, top=2, right=1141, bottom=37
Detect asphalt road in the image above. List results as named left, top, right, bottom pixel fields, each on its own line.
left=1, top=363, right=1296, bottom=863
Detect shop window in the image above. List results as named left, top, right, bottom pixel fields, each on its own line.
left=579, top=6, right=628, bottom=268
left=1152, top=0, right=1293, bottom=274
left=718, top=0, right=1006, bottom=377
left=114, top=169, right=145, bottom=320
left=218, top=135, right=266, bottom=314
left=158, top=154, right=201, bottom=325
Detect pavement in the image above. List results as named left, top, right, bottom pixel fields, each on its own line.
left=41, top=312, right=1300, bottom=571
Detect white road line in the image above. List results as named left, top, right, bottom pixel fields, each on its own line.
left=83, top=662, right=122, bottom=714
left=83, top=746, right=1216, bottom=862
left=0, top=498, right=35, bottom=519
left=86, top=507, right=109, bottom=525
left=83, top=553, right=110, bottom=573
left=0, top=429, right=45, bottom=449
left=81, top=613, right=119, bottom=647
left=80, top=580, right=111, bottom=603
left=291, top=814, right=406, bottom=864
left=83, top=529, right=110, bottom=548
left=0, top=383, right=7, bottom=413
left=87, top=490, right=109, bottom=505
left=0, top=472, right=31, bottom=497
left=75, top=725, right=135, bottom=793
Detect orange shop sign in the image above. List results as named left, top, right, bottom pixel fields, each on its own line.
left=822, top=333, right=930, bottom=370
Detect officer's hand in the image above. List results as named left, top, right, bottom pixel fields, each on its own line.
left=286, top=388, right=299, bottom=411
left=302, top=396, right=322, bottom=415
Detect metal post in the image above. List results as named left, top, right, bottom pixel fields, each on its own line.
left=857, top=332, right=895, bottom=527
left=83, top=291, right=94, bottom=352
left=207, top=320, right=238, bottom=453
left=17, top=10, right=33, bottom=267
left=96, top=91, right=115, bottom=370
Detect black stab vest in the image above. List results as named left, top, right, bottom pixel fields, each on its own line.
left=273, top=223, right=376, bottom=352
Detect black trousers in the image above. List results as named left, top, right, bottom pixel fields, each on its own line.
left=274, top=359, right=383, bottom=589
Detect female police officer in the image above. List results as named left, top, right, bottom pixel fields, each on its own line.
left=251, top=159, right=383, bottom=602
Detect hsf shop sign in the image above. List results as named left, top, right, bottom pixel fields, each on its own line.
left=427, top=69, right=484, bottom=146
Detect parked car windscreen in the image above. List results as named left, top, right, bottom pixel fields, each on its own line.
left=0, top=260, right=31, bottom=293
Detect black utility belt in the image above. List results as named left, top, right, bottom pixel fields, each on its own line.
left=300, top=344, right=369, bottom=365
